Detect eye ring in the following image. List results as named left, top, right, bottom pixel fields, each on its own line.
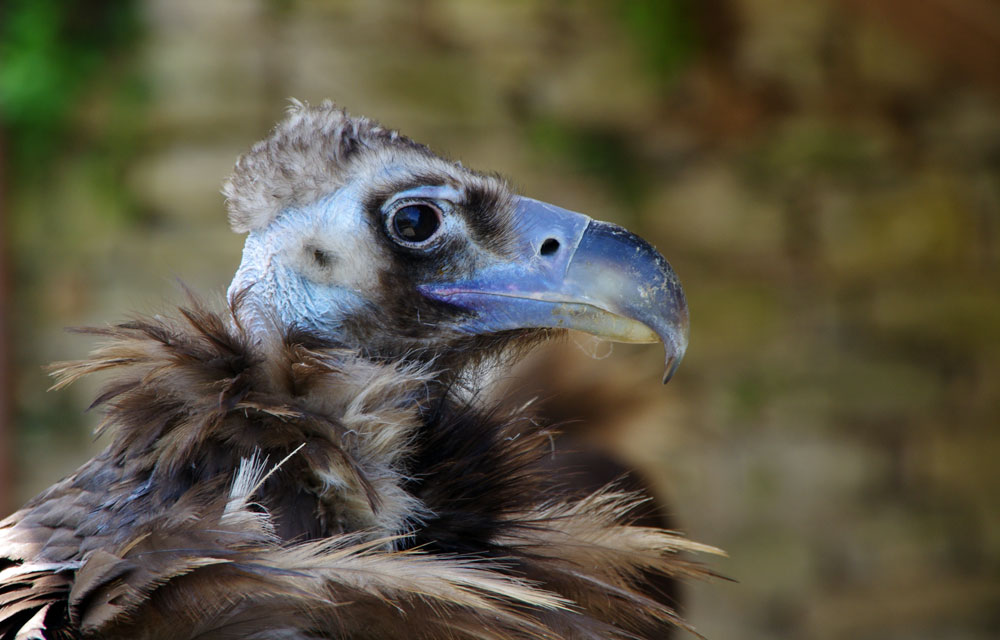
left=387, top=201, right=444, bottom=247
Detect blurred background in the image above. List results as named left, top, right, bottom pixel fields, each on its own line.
left=1, top=1, right=998, bottom=638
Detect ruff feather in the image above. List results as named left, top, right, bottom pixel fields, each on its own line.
left=1, top=298, right=720, bottom=639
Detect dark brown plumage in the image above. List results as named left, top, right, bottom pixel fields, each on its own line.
left=1, top=102, right=716, bottom=639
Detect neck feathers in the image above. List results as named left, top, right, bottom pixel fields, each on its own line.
left=41, top=296, right=719, bottom=637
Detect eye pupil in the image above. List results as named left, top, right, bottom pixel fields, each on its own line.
left=393, top=204, right=440, bottom=243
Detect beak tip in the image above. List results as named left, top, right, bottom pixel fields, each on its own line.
left=662, top=354, right=679, bottom=385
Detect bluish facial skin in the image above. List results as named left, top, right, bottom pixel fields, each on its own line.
left=229, top=188, right=375, bottom=338
left=229, top=173, right=688, bottom=381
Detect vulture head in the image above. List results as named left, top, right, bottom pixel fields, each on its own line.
left=224, top=101, right=688, bottom=381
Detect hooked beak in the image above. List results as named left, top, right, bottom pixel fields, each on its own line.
left=418, top=197, right=689, bottom=382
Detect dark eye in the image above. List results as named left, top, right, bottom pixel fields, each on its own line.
left=391, top=203, right=442, bottom=245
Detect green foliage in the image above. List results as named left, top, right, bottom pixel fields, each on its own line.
left=521, top=0, right=701, bottom=214
left=615, top=0, right=698, bottom=85
left=527, top=117, right=647, bottom=214
left=0, top=0, right=139, bottom=173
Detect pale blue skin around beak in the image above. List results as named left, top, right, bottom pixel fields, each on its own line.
left=418, top=197, right=689, bottom=382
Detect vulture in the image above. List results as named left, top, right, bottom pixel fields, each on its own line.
left=0, top=101, right=717, bottom=640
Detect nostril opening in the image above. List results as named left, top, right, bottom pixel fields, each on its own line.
left=540, top=238, right=560, bottom=256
